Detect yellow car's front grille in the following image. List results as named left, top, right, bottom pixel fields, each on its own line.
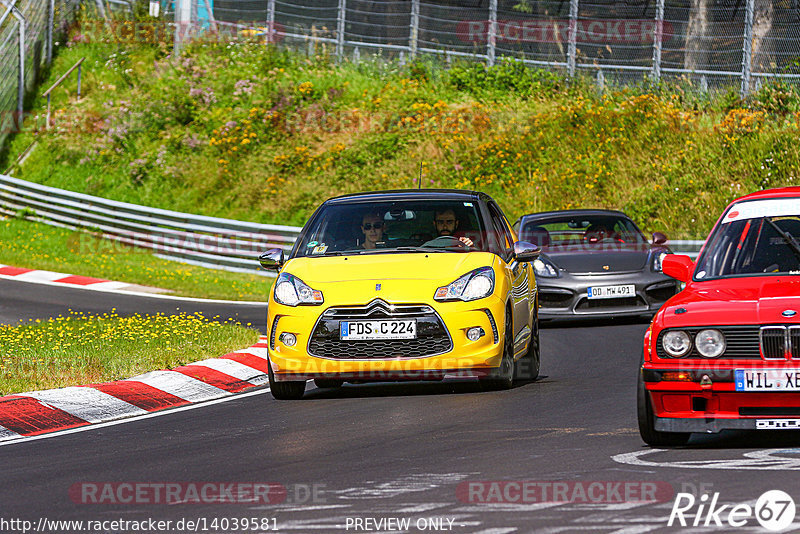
left=307, top=299, right=453, bottom=360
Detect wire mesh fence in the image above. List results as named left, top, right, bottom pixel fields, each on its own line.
left=203, top=0, right=800, bottom=94
left=0, top=0, right=81, bottom=153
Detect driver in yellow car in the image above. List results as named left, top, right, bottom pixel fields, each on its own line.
left=434, top=208, right=473, bottom=247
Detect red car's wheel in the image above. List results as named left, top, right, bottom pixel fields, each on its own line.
left=637, top=369, right=690, bottom=446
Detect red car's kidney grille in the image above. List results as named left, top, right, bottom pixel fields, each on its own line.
left=791, top=327, right=800, bottom=359
left=760, top=327, right=787, bottom=359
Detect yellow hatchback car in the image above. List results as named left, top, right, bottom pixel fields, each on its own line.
left=259, top=190, right=541, bottom=399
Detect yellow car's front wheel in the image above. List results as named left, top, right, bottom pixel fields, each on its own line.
left=478, top=308, right=515, bottom=391
left=268, top=363, right=306, bottom=400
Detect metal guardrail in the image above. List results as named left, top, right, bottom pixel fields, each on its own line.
left=0, top=174, right=705, bottom=275
left=668, top=239, right=705, bottom=259
left=0, top=174, right=302, bottom=276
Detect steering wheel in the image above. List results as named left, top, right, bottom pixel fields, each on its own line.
left=421, top=235, right=471, bottom=249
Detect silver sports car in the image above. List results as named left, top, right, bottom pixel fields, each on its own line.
left=512, top=209, right=679, bottom=320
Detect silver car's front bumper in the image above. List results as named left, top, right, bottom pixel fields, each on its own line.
left=537, top=271, right=679, bottom=319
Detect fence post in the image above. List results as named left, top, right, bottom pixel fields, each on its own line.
left=46, top=0, right=54, bottom=65
left=487, top=0, right=497, bottom=66
left=567, top=0, right=579, bottom=77
left=740, top=0, right=754, bottom=97
left=266, top=0, right=275, bottom=43
left=336, top=0, right=346, bottom=60
left=173, top=0, right=192, bottom=55
left=17, top=16, right=24, bottom=128
left=409, top=0, right=418, bottom=58
left=1, top=0, right=25, bottom=128
left=651, top=0, right=664, bottom=82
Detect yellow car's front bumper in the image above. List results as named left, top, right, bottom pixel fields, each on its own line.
left=267, top=296, right=507, bottom=383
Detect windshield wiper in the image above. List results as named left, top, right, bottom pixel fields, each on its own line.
left=394, top=246, right=450, bottom=253
left=356, top=247, right=449, bottom=254
left=764, top=217, right=800, bottom=261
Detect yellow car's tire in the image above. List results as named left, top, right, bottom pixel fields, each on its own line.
left=513, top=316, right=539, bottom=382
left=268, top=362, right=306, bottom=400
left=314, top=378, right=344, bottom=389
left=479, top=309, right=514, bottom=391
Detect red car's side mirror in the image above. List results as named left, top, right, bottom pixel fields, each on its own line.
left=662, top=254, right=694, bottom=283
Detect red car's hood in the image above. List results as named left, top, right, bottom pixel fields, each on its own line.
left=659, top=277, right=800, bottom=328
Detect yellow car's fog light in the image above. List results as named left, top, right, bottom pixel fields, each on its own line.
left=466, top=327, right=485, bottom=341
left=279, top=332, right=297, bottom=347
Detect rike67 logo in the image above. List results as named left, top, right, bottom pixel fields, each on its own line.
left=669, top=490, right=796, bottom=531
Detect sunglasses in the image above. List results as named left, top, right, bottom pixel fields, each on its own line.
left=362, top=222, right=384, bottom=230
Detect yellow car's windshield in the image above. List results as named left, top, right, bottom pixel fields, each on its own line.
left=294, top=200, right=495, bottom=258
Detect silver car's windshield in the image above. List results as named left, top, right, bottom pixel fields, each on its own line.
left=293, top=200, right=494, bottom=258
left=518, top=214, right=647, bottom=248
left=695, top=212, right=800, bottom=279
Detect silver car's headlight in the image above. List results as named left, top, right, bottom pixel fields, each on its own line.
left=695, top=329, right=725, bottom=358
left=652, top=251, right=668, bottom=272
left=662, top=330, right=692, bottom=357
left=435, top=267, right=494, bottom=302
left=274, top=273, right=324, bottom=306
left=532, top=257, right=559, bottom=278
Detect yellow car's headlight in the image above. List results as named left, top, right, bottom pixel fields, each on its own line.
left=274, top=273, right=324, bottom=306
left=434, top=267, right=495, bottom=302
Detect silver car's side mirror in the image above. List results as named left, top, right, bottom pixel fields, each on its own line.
left=651, top=232, right=668, bottom=245
left=513, top=241, right=540, bottom=263
left=259, top=248, right=285, bottom=271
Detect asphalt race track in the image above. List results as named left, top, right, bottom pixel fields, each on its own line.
left=2, top=279, right=800, bottom=533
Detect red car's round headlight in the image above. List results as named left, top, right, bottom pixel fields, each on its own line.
left=662, top=330, right=692, bottom=357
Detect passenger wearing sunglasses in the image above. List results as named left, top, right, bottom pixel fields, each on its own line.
left=360, top=212, right=386, bottom=249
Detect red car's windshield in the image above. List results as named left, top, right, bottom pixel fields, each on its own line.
left=695, top=199, right=800, bottom=279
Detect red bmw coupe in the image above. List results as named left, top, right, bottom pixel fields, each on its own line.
left=639, top=187, right=800, bottom=445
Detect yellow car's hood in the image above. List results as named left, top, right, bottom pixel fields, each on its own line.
left=284, top=252, right=497, bottom=284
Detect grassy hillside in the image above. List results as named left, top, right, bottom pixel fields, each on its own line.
left=6, top=20, right=800, bottom=239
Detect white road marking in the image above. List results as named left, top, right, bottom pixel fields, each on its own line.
left=395, top=503, right=452, bottom=513
left=83, top=281, right=129, bottom=290
left=0, top=424, right=20, bottom=440
left=0, top=388, right=270, bottom=447
left=335, top=473, right=471, bottom=500
left=0, top=274, right=266, bottom=305
left=21, top=387, right=148, bottom=423
left=233, top=346, right=269, bottom=359
left=608, top=526, right=662, bottom=534
left=189, top=358, right=267, bottom=385
left=612, top=448, right=800, bottom=470
left=125, top=370, right=230, bottom=402
left=453, top=502, right=564, bottom=513
left=13, top=270, right=67, bottom=282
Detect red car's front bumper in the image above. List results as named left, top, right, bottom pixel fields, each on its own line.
left=642, top=368, right=800, bottom=433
